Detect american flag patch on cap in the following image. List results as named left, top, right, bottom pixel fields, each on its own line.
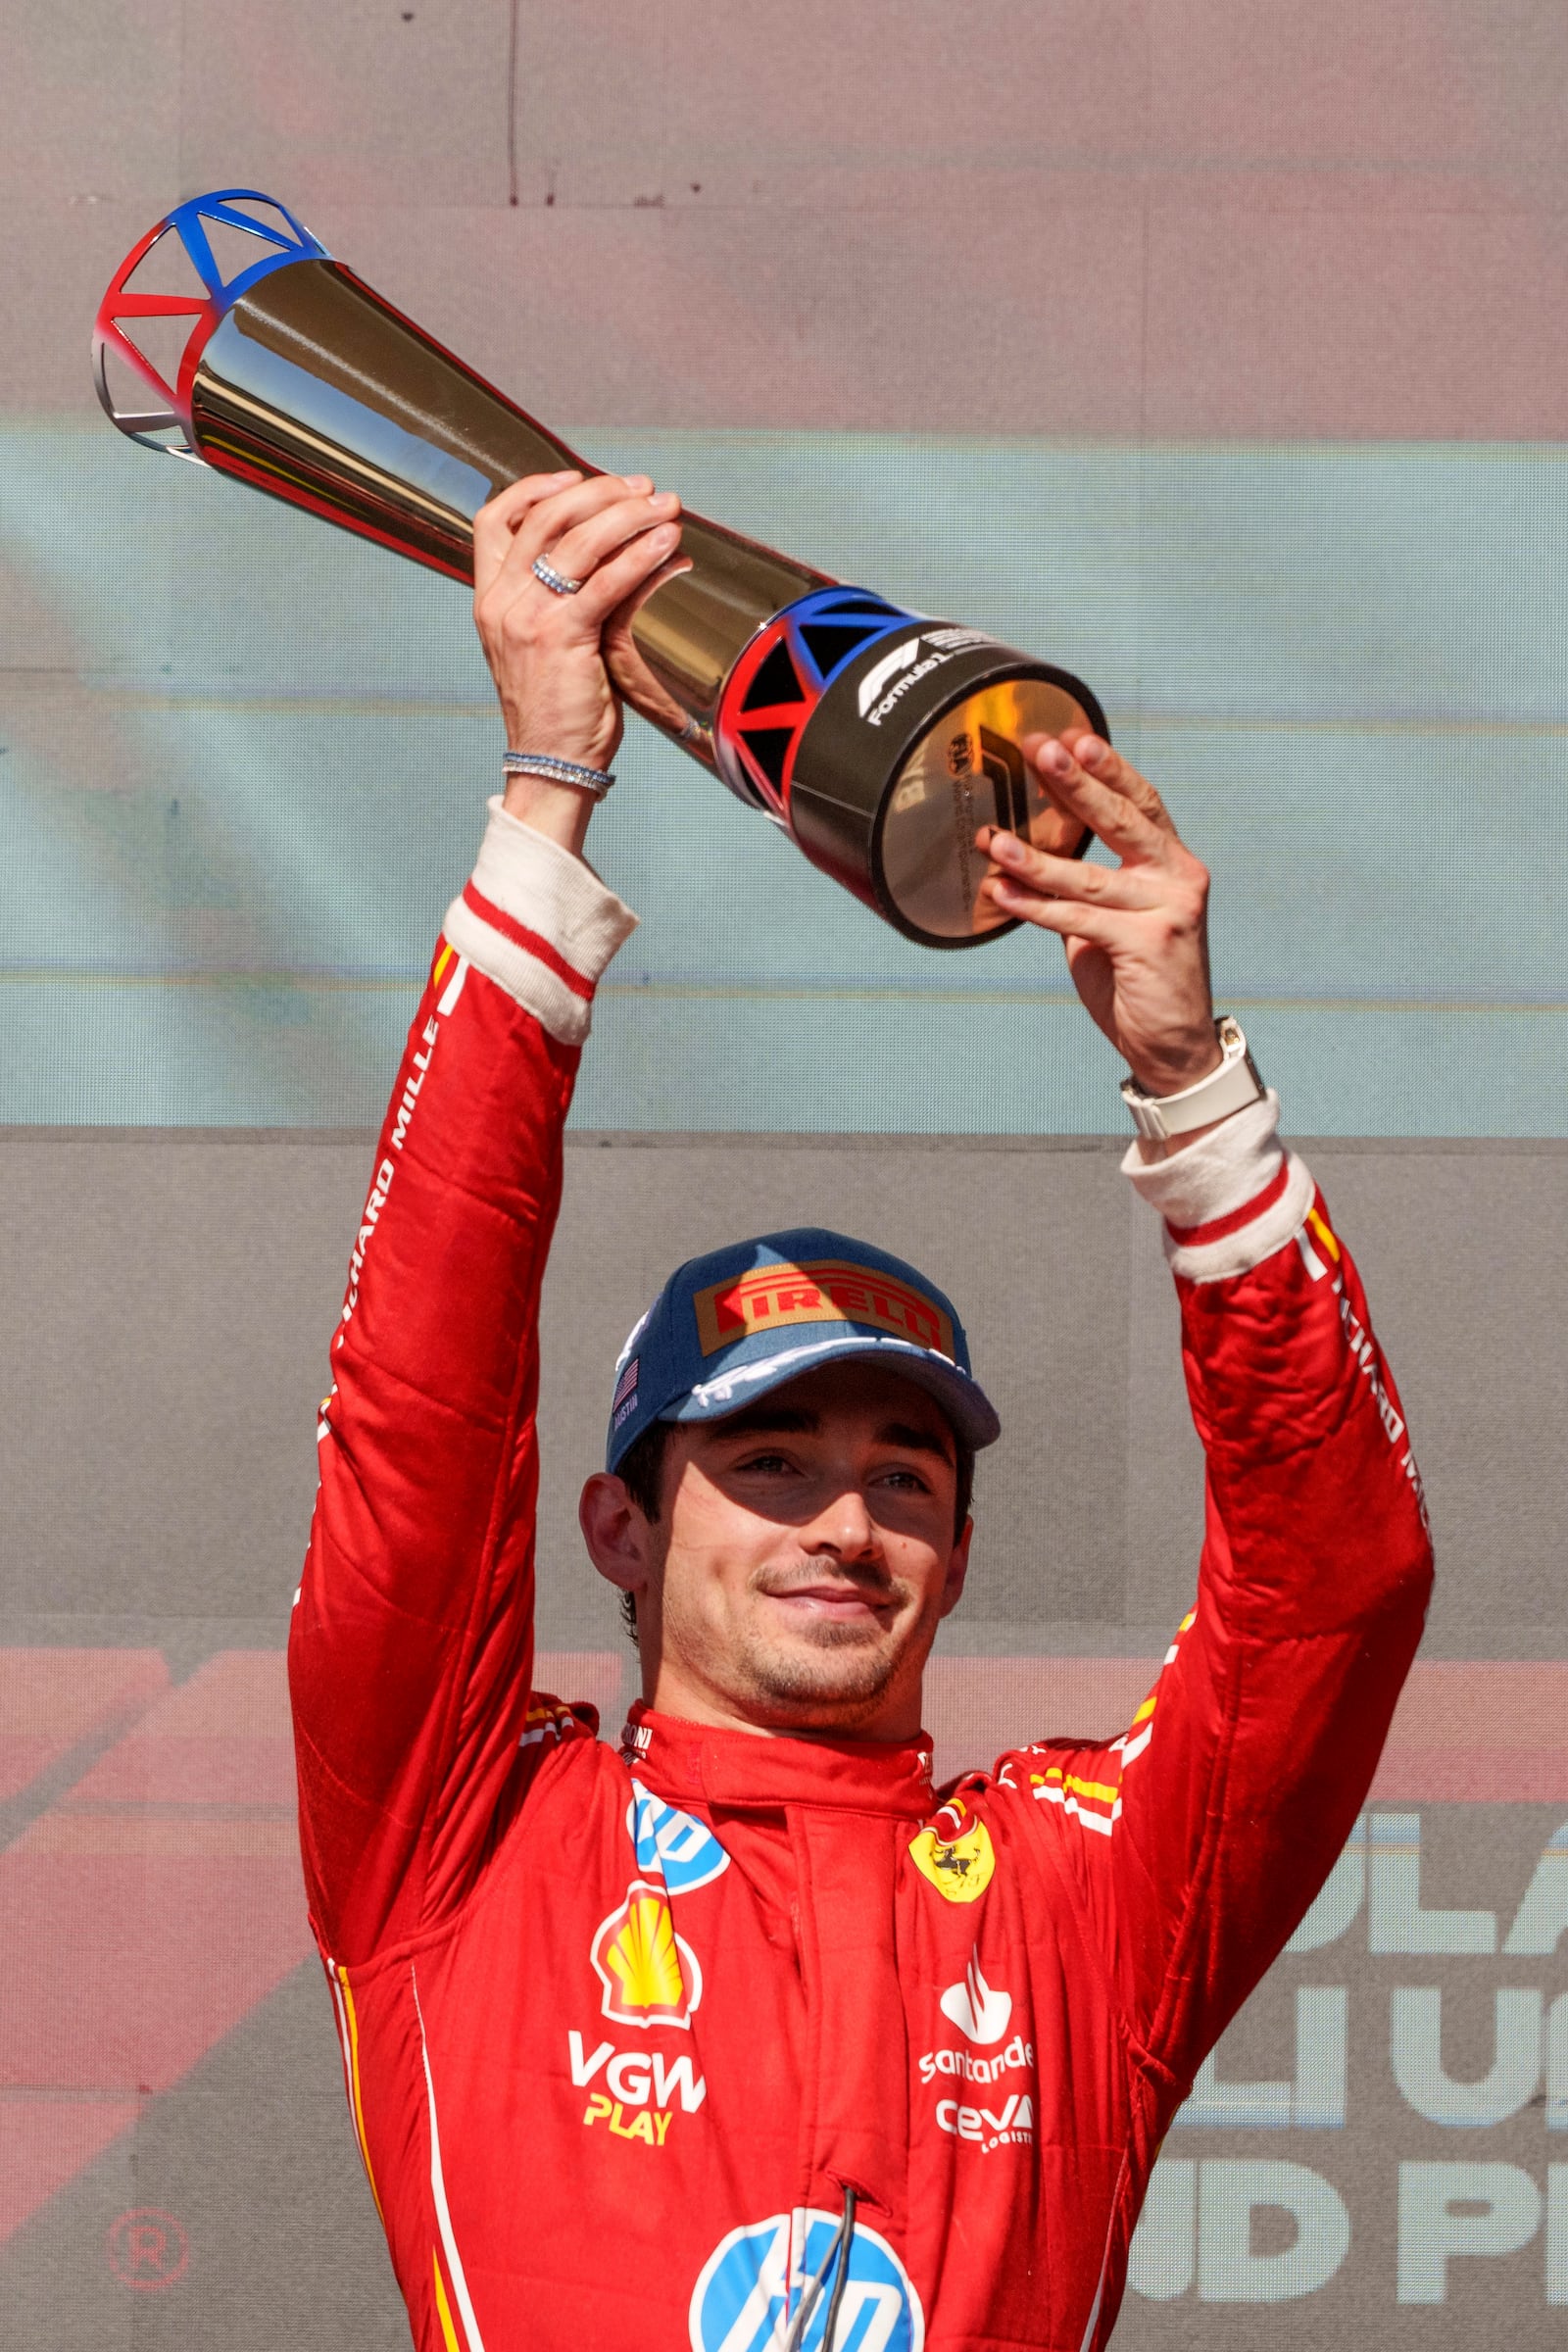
left=612, top=1355, right=640, bottom=1412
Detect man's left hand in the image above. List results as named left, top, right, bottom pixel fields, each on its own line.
left=976, top=733, right=1221, bottom=1100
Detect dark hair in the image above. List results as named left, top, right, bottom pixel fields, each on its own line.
left=611, top=1416, right=976, bottom=1644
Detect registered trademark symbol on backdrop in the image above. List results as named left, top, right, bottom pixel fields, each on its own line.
left=107, top=2208, right=189, bottom=2291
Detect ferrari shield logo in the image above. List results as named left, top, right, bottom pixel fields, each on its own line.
left=909, top=1808, right=996, bottom=1905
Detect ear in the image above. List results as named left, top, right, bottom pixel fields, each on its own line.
left=937, top=1516, right=973, bottom=1621
left=579, top=1472, right=656, bottom=1602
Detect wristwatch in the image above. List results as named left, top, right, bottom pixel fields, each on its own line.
left=1119, top=1016, right=1265, bottom=1144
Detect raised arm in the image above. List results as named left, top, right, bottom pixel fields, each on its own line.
left=1003, top=1100, right=1430, bottom=2076
left=288, top=468, right=680, bottom=1964
left=979, top=739, right=1434, bottom=2075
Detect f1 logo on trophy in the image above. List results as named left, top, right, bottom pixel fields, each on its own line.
left=93, top=188, right=1106, bottom=948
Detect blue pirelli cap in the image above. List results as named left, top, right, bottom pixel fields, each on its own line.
left=605, top=1226, right=1001, bottom=1472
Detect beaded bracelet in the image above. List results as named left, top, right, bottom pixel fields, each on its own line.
left=501, top=750, right=614, bottom=800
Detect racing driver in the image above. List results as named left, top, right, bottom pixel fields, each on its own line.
left=288, top=467, right=1433, bottom=2352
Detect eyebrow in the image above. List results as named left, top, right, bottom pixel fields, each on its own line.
left=879, top=1422, right=956, bottom=1464
left=709, top=1405, right=955, bottom=1462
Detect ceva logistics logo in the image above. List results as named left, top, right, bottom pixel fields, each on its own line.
left=690, top=2208, right=923, bottom=2352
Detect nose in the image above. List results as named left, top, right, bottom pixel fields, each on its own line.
left=802, top=1483, right=882, bottom=1564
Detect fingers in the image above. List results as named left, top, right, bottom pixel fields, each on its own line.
left=1065, top=734, right=1178, bottom=835
left=505, top=471, right=652, bottom=570
left=571, top=521, right=684, bottom=621
left=475, top=469, right=681, bottom=627
left=486, top=472, right=644, bottom=605
left=545, top=485, right=680, bottom=587
left=1024, top=733, right=1180, bottom=860
left=472, top=469, right=585, bottom=597
left=475, top=469, right=652, bottom=597
left=975, top=827, right=1169, bottom=913
left=984, top=887, right=1124, bottom=949
left=979, top=820, right=1206, bottom=945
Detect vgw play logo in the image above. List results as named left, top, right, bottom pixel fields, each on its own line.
left=690, top=2208, right=924, bottom=2352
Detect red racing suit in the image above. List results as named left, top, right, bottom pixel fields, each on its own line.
left=289, top=802, right=1433, bottom=2352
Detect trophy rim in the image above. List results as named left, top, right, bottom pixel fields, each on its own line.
left=864, top=658, right=1108, bottom=952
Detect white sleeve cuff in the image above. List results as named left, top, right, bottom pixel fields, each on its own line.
left=441, top=797, right=638, bottom=1048
left=1122, top=1092, right=1317, bottom=1284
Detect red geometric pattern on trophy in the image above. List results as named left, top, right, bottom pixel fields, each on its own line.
left=713, top=586, right=916, bottom=814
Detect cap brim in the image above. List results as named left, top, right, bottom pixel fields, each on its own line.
left=659, top=1330, right=1002, bottom=1451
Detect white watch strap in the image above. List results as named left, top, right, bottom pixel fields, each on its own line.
left=1120, top=1017, right=1266, bottom=1143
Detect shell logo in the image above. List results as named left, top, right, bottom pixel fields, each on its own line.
left=591, top=1880, right=704, bottom=2031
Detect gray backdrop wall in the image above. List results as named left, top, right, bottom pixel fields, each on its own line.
left=3, top=1128, right=1566, bottom=2347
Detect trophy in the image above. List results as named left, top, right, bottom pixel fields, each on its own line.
left=94, top=188, right=1106, bottom=949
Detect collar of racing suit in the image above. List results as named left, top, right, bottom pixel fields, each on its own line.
left=618, top=1699, right=937, bottom=1816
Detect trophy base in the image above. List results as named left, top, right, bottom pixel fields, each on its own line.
left=713, top=591, right=1106, bottom=949
left=862, top=672, right=1101, bottom=947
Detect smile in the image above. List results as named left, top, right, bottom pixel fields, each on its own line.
left=762, top=1585, right=891, bottom=1623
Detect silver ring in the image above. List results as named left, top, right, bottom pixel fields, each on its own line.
left=532, top=554, right=583, bottom=597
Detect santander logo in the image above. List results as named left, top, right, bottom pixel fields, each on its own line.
left=939, top=1952, right=1012, bottom=2046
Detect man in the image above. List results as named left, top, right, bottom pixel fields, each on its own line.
left=289, top=468, right=1433, bottom=2352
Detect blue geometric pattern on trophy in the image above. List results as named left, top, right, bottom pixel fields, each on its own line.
left=139, top=188, right=326, bottom=304
left=3, top=422, right=1568, bottom=1134
left=94, top=191, right=330, bottom=442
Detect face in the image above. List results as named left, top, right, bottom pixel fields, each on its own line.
left=580, top=1358, right=971, bottom=1740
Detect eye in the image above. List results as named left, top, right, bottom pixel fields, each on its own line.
left=736, top=1450, right=797, bottom=1476
left=878, top=1464, right=933, bottom=1494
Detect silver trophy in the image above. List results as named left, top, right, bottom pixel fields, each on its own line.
left=95, top=188, right=1104, bottom=947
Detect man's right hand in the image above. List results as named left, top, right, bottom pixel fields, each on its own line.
left=472, top=468, right=682, bottom=851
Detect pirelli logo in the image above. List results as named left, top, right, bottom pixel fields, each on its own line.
left=692, top=1260, right=954, bottom=1359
